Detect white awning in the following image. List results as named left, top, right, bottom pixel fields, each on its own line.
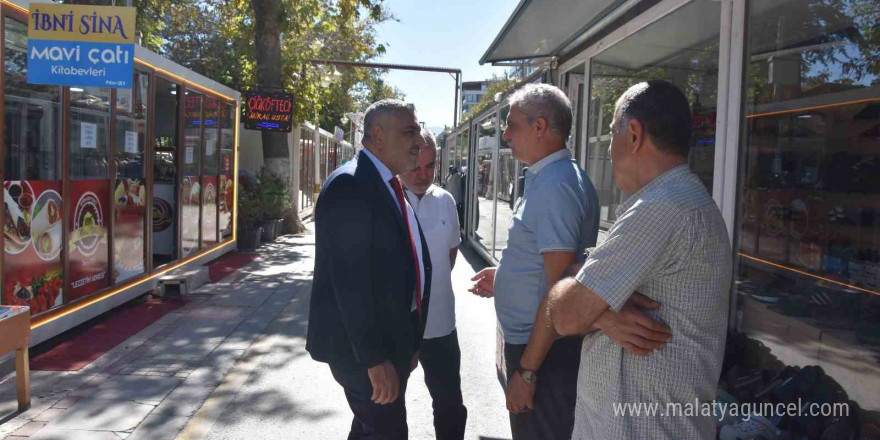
left=480, top=0, right=637, bottom=65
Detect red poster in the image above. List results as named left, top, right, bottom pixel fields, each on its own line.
left=201, top=176, right=218, bottom=247
left=219, top=175, right=232, bottom=235
left=3, top=180, right=63, bottom=314
left=68, top=179, right=110, bottom=301
left=114, top=178, right=146, bottom=282
left=181, top=175, right=200, bottom=256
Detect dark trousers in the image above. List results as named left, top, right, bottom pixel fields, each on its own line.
left=501, top=336, right=582, bottom=440
left=330, top=361, right=412, bottom=440
left=420, top=330, right=467, bottom=440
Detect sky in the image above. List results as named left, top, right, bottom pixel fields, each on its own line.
left=374, top=0, right=517, bottom=131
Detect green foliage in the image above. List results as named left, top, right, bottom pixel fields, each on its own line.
left=257, top=168, right=293, bottom=219
left=135, top=0, right=396, bottom=126
left=466, top=75, right=517, bottom=119
left=237, top=180, right=260, bottom=230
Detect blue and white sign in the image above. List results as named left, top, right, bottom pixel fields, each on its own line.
left=27, top=4, right=136, bottom=89
left=28, top=40, right=133, bottom=88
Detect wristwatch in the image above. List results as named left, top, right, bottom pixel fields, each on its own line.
left=516, top=365, right=537, bottom=385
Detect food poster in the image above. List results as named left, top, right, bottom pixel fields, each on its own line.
left=68, top=179, right=109, bottom=300
left=114, top=178, right=146, bottom=282
left=218, top=175, right=232, bottom=235
left=181, top=175, right=201, bottom=256
left=152, top=182, right=176, bottom=256
left=201, top=175, right=218, bottom=247
left=3, top=180, right=63, bottom=314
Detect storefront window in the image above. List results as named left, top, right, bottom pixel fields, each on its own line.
left=586, top=0, right=721, bottom=225
left=495, top=106, right=519, bottom=260
left=565, top=70, right=585, bottom=162
left=3, top=18, right=63, bottom=313
left=472, top=120, right=493, bottom=255
left=113, top=72, right=148, bottom=282
left=201, top=98, right=219, bottom=248
left=733, top=0, right=880, bottom=414
left=181, top=90, right=202, bottom=257
left=219, top=103, right=234, bottom=239
left=299, top=127, right=314, bottom=210
left=152, top=77, right=179, bottom=267
left=68, top=87, right=111, bottom=301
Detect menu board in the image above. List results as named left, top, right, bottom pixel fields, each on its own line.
left=3, top=180, right=64, bottom=314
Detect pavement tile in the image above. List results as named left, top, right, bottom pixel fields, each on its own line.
left=28, top=429, right=125, bottom=440
left=89, top=376, right=181, bottom=405
left=33, top=408, right=68, bottom=422
left=0, top=418, right=30, bottom=438
left=44, top=399, right=155, bottom=432
left=125, top=413, right=189, bottom=440
left=10, top=421, right=48, bottom=437
left=51, top=397, right=81, bottom=409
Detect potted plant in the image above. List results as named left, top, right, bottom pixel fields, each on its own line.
left=237, top=184, right=262, bottom=251
left=258, top=168, right=292, bottom=241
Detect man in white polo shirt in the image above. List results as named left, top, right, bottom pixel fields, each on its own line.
left=401, top=128, right=467, bottom=440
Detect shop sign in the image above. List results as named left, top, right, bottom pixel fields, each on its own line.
left=243, top=91, right=293, bottom=132
left=27, top=4, right=136, bottom=88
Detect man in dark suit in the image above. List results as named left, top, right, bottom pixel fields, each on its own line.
left=307, top=99, right=433, bottom=440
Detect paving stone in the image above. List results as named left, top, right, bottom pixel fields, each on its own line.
left=45, top=399, right=155, bottom=432
left=28, top=429, right=125, bottom=440
left=125, top=413, right=190, bottom=440
left=33, top=408, right=68, bottom=422
left=10, top=421, right=48, bottom=436
left=207, top=289, right=273, bottom=308
left=51, top=397, right=81, bottom=410
left=90, top=376, right=181, bottom=405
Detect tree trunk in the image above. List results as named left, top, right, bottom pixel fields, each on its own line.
left=251, top=0, right=306, bottom=234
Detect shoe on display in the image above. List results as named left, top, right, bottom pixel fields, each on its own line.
left=769, top=366, right=825, bottom=406
left=754, top=366, right=799, bottom=401
left=719, top=414, right=782, bottom=440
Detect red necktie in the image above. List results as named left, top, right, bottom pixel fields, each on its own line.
left=389, top=177, right=423, bottom=321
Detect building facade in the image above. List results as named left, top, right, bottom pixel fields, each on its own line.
left=0, top=0, right=240, bottom=346
left=461, top=80, right=489, bottom=119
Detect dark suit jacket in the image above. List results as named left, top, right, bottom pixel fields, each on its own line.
left=307, top=150, right=432, bottom=375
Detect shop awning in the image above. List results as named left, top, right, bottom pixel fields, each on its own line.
left=480, top=0, right=637, bottom=65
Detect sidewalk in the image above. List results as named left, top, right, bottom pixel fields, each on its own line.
left=0, top=231, right=315, bottom=440
left=0, top=225, right=512, bottom=440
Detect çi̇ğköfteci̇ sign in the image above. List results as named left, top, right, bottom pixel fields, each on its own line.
left=27, top=4, right=136, bottom=88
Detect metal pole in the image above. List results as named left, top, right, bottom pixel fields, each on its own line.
left=453, top=72, right=460, bottom=128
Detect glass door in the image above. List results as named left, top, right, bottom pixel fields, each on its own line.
left=152, top=77, right=179, bottom=267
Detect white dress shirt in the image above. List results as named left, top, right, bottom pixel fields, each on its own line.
left=405, top=185, right=461, bottom=339
left=360, top=148, right=426, bottom=312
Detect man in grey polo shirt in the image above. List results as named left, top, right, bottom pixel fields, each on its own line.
left=547, top=80, right=732, bottom=439
left=469, top=83, right=598, bottom=439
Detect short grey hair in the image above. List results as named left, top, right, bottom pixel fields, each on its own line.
left=362, top=99, right=416, bottom=145
left=420, top=128, right=440, bottom=157
left=508, top=83, right=572, bottom=142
